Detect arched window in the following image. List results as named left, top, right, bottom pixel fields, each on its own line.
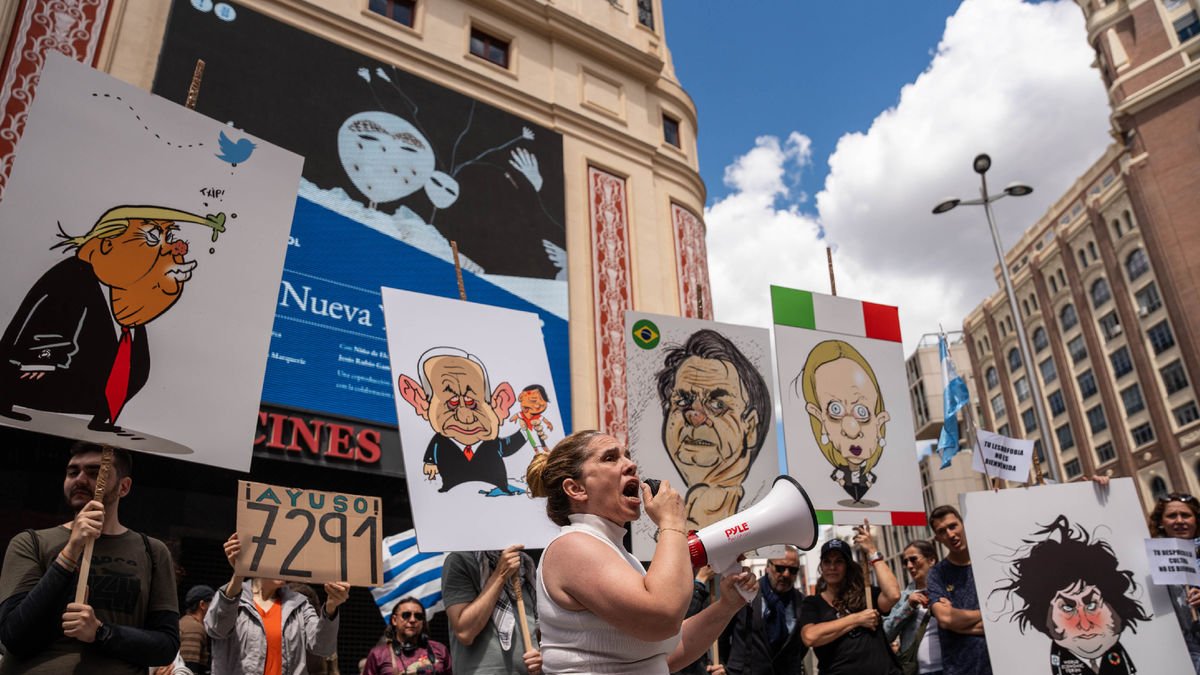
left=1060, top=303, right=1078, bottom=330
left=1033, top=327, right=1049, bottom=353
left=1008, top=348, right=1023, bottom=372
left=1091, top=278, right=1111, bottom=308
left=1058, top=270, right=1066, bottom=287
left=1126, top=249, right=1150, bottom=281
left=1078, top=250, right=1088, bottom=268
left=1194, top=459, right=1200, bottom=483
left=1112, top=219, right=1122, bottom=239
left=1123, top=209, right=1134, bottom=231
left=1087, top=241, right=1098, bottom=261
left=1022, top=299, right=1030, bottom=316
left=986, top=367, right=999, bottom=390
left=1050, top=275, right=1059, bottom=293
left=1150, top=476, right=1169, bottom=501
left=1030, top=294, right=1038, bottom=310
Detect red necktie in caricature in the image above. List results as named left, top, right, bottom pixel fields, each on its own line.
left=104, top=327, right=132, bottom=423
left=463, top=445, right=474, bottom=461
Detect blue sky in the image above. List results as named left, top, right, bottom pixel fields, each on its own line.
left=659, top=0, right=1114, bottom=353
left=665, top=0, right=963, bottom=208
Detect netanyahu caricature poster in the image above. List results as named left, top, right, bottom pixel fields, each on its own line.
left=964, top=479, right=1193, bottom=674
left=0, top=54, right=302, bottom=471
left=772, top=286, right=925, bottom=526
left=624, top=311, right=782, bottom=559
left=383, top=288, right=562, bottom=551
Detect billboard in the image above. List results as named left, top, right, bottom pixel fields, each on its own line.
left=152, top=0, right=571, bottom=475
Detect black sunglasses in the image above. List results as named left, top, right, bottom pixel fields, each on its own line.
left=1160, top=493, right=1199, bottom=504
left=903, top=555, right=924, bottom=565
left=772, top=563, right=799, bottom=575
left=397, top=610, right=425, bottom=621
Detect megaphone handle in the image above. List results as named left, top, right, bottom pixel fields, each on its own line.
left=716, top=560, right=758, bottom=603
left=707, top=576, right=721, bottom=667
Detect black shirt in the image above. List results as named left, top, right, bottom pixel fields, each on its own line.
left=798, top=587, right=900, bottom=675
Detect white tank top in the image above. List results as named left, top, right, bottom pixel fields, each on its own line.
left=537, top=513, right=681, bottom=674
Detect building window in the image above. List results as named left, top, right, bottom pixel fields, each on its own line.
left=1150, top=475, right=1169, bottom=500
left=1088, top=241, right=1099, bottom=262
left=1022, top=299, right=1031, bottom=317
left=1136, top=282, right=1163, bottom=316
left=1095, top=441, right=1116, bottom=464
left=986, top=366, right=999, bottom=390
left=1110, top=347, right=1133, bottom=378
left=998, top=423, right=1011, bottom=437
left=1162, top=360, right=1190, bottom=394
left=637, top=0, right=655, bottom=29
left=1131, top=422, right=1155, bottom=447
left=1090, top=278, right=1111, bottom=308
left=1068, top=335, right=1088, bottom=364
left=1086, top=404, right=1108, bottom=433
left=1008, top=348, right=1023, bottom=372
left=1099, top=311, right=1121, bottom=341
left=1022, top=408, right=1038, bottom=434
left=1078, top=249, right=1089, bottom=269
left=1048, top=390, right=1067, bottom=416
left=1050, top=275, right=1059, bottom=293
left=1057, top=423, right=1075, bottom=451
left=1112, top=218, right=1122, bottom=239
left=1077, top=370, right=1098, bottom=399
left=662, top=114, right=681, bottom=148
left=1033, top=327, right=1049, bottom=352
left=1174, top=11, right=1200, bottom=42
left=1148, top=320, right=1176, bottom=354
left=1126, top=249, right=1150, bottom=281
left=469, top=28, right=510, bottom=68
left=991, top=393, right=1007, bottom=418
left=1061, top=304, right=1079, bottom=331
left=1000, top=321, right=1007, bottom=338
left=1123, top=210, right=1134, bottom=231
left=1175, top=401, right=1200, bottom=426
left=1065, top=458, right=1082, bottom=479
left=1015, top=376, right=1031, bottom=402
left=1058, top=269, right=1067, bottom=288
left=368, top=0, right=415, bottom=26
left=1039, top=357, right=1058, bottom=383
left=1030, top=293, right=1039, bottom=310
left=1121, top=383, right=1145, bottom=415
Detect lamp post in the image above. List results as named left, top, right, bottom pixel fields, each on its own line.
left=933, top=153, right=1063, bottom=484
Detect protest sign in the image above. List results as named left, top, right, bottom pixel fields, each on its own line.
left=235, top=480, right=382, bottom=586
left=972, top=429, right=1034, bottom=483
left=1144, top=537, right=1200, bottom=587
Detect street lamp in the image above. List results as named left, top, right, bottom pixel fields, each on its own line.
left=933, top=153, right=1063, bottom=483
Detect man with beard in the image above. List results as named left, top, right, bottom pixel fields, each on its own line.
left=0, top=206, right=225, bottom=431
left=655, top=329, right=770, bottom=530
left=0, top=443, right=179, bottom=673
left=724, top=547, right=808, bottom=675
left=397, top=347, right=527, bottom=496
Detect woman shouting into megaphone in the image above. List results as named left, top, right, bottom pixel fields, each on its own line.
left=526, top=430, right=756, bottom=674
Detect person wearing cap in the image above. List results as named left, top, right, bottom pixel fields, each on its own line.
left=0, top=204, right=224, bottom=430
left=799, top=521, right=901, bottom=675
left=179, top=586, right=214, bottom=675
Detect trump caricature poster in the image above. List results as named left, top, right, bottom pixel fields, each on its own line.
left=0, top=54, right=301, bottom=471
left=772, top=286, right=925, bottom=526
left=964, top=479, right=1192, bottom=674
left=383, top=288, right=562, bottom=551
left=624, top=311, right=782, bottom=560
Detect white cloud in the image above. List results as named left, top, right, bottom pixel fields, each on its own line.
left=706, top=0, right=1112, bottom=351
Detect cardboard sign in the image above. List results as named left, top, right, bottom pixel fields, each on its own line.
left=1144, top=538, right=1200, bottom=587
left=972, top=429, right=1034, bottom=483
left=235, top=481, right=382, bottom=586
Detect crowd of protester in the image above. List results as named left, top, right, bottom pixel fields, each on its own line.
left=3, top=439, right=1200, bottom=674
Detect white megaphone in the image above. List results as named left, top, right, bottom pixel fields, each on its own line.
left=686, top=476, right=818, bottom=600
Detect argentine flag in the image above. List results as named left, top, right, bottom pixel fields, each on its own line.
left=370, top=529, right=447, bottom=622
left=937, top=334, right=971, bottom=469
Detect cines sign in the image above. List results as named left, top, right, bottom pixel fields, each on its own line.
left=253, top=405, right=404, bottom=476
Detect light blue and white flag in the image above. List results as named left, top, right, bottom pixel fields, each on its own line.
left=370, top=529, right=447, bottom=622
left=937, top=334, right=971, bottom=469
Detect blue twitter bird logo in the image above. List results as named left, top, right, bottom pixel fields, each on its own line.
left=216, top=130, right=255, bottom=166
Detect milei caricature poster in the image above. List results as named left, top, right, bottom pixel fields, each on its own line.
left=772, top=286, right=925, bottom=526
left=0, top=54, right=302, bottom=471
left=382, top=288, right=562, bottom=551
left=964, top=479, right=1193, bottom=674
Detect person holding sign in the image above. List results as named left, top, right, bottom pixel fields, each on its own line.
left=526, top=430, right=756, bottom=673
left=0, top=443, right=180, bottom=673
left=1149, top=493, right=1200, bottom=672
left=362, top=596, right=452, bottom=674
left=882, top=540, right=942, bottom=675
left=205, top=533, right=348, bottom=675
left=441, top=545, right=541, bottom=674
left=798, top=525, right=901, bottom=675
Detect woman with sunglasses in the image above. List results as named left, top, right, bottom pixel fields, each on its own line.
left=1149, top=492, right=1200, bottom=672
left=882, top=540, right=941, bottom=675
left=363, top=597, right=452, bottom=674
left=799, top=520, right=901, bottom=675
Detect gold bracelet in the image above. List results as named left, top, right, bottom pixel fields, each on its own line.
left=658, top=527, right=686, bottom=537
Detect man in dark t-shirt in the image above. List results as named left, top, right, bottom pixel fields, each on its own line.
left=0, top=444, right=178, bottom=673
left=926, top=504, right=991, bottom=675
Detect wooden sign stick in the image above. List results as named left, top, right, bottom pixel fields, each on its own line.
left=74, top=446, right=114, bottom=604
left=185, top=60, right=205, bottom=110
left=512, top=575, right=534, bottom=653
left=826, top=246, right=837, bottom=296
left=863, top=556, right=874, bottom=611
left=451, top=240, right=467, bottom=301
